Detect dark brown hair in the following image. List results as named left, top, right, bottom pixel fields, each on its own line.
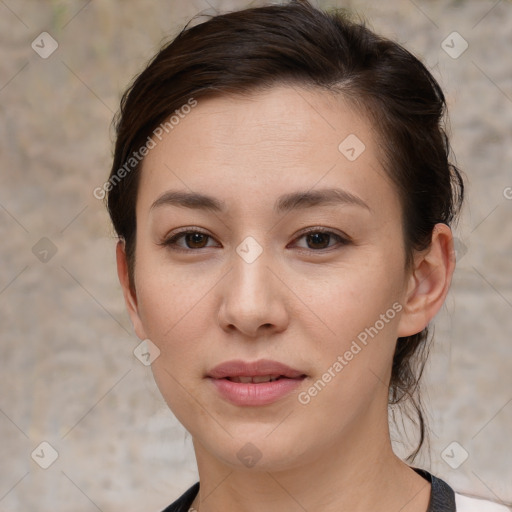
left=106, top=0, right=464, bottom=460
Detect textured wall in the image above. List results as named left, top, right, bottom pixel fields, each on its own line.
left=0, top=1, right=511, bottom=510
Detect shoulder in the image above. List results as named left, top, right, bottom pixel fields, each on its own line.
left=455, top=492, right=511, bottom=512
left=412, top=467, right=511, bottom=512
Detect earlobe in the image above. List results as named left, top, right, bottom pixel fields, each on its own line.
left=116, top=240, right=147, bottom=340
left=397, top=224, right=455, bottom=338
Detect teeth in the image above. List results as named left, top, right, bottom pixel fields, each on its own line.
left=252, top=375, right=274, bottom=383
left=229, top=375, right=281, bottom=383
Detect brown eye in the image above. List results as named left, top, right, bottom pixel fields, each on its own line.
left=305, top=232, right=332, bottom=249
left=161, top=230, right=220, bottom=251
left=291, top=229, right=350, bottom=251
left=184, top=232, right=209, bottom=248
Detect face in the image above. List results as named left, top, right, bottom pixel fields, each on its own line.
left=119, top=85, right=426, bottom=472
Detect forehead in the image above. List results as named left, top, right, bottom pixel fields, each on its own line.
left=137, top=85, right=397, bottom=219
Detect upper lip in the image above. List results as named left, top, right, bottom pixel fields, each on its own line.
left=207, top=359, right=305, bottom=379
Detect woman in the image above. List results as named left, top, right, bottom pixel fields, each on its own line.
left=105, top=1, right=509, bottom=510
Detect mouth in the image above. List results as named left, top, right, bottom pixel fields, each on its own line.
left=208, top=358, right=306, bottom=380
left=207, top=359, right=307, bottom=406
left=225, top=375, right=292, bottom=383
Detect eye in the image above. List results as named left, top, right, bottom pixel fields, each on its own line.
left=291, top=229, right=350, bottom=251
left=160, top=229, right=220, bottom=251
left=159, top=228, right=349, bottom=252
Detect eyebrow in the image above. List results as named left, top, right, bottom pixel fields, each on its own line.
left=150, top=187, right=371, bottom=214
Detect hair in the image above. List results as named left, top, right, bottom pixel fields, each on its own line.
left=106, top=0, right=464, bottom=461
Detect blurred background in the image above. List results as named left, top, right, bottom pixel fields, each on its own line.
left=0, top=0, right=511, bottom=510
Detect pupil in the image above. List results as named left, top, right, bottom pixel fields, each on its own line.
left=307, top=232, right=329, bottom=249
left=187, top=233, right=207, bottom=248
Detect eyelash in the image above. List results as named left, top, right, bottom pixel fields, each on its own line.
left=159, top=227, right=351, bottom=253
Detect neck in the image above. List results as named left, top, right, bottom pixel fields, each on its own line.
left=190, top=407, right=431, bottom=512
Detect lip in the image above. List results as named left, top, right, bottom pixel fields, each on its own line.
left=207, top=359, right=306, bottom=406
left=208, top=359, right=305, bottom=379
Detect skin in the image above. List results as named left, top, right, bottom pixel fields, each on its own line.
left=116, top=85, right=455, bottom=512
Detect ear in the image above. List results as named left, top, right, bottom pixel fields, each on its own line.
left=397, top=223, right=455, bottom=337
left=116, top=240, right=147, bottom=340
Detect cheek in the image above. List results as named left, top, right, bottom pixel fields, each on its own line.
left=135, top=269, right=213, bottom=423
left=295, top=254, right=405, bottom=398
left=133, top=239, right=217, bottom=336
left=136, top=274, right=210, bottom=353
left=294, top=276, right=403, bottom=429
left=299, top=257, right=404, bottom=337
left=133, top=257, right=205, bottom=371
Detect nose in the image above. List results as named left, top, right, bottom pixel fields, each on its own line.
left=217, top=249, right=289, bottom=338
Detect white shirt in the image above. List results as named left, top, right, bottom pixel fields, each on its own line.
left=455, top=492, right=511, bottom=511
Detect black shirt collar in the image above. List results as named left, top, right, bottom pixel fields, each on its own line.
left=414, top=468, right=456, bottom=512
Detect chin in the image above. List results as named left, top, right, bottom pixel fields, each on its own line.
left=193, top=422, right=319, bottom=473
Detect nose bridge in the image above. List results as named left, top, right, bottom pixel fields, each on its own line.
left=230, top=234, right=272, bottom=297
left=229, top=247, right=273, bottom=311
left=218, top=239, right=288, bottom=335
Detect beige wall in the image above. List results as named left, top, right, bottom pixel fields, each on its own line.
left=0, top=1, right=511, bottom=510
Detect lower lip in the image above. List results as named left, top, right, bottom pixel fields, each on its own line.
left=209, top=377, right=305, bottom=406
